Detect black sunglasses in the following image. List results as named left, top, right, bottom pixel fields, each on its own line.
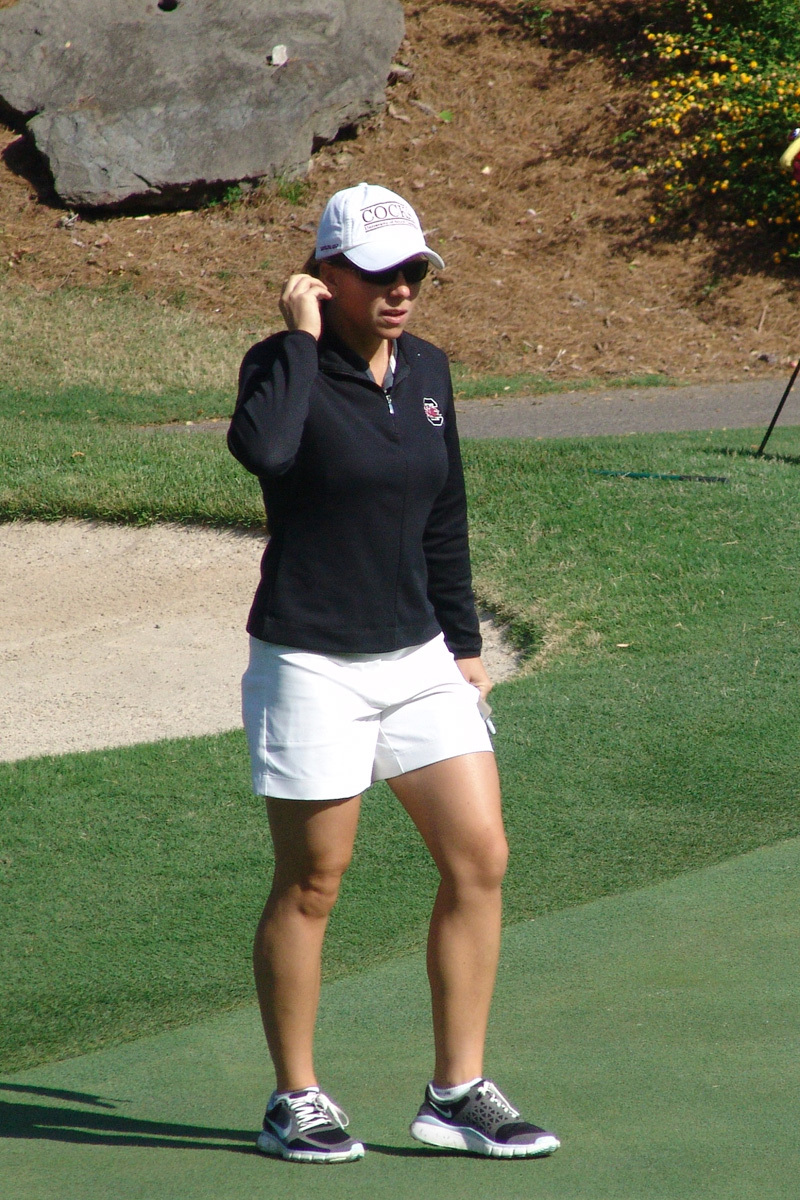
left=330, top=255, right=429, bottom=286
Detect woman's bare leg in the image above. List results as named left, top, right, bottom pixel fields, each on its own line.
left=388, top=752, right=507, bottom=1087
left=254, top=794, right=361, bottom=1093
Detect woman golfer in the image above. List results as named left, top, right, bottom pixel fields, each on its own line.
left=228, top=182, right=560, bottom=1163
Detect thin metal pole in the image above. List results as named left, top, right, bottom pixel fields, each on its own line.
left=756, top=357, right=800, bottom=456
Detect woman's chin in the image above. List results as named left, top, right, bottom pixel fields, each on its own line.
left=378, top=317, right=407, bottom=336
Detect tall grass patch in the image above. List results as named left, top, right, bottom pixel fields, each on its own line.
left=0, top=282, right=259, bottom=406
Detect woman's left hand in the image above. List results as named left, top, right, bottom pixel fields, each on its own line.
left=455, top=656, right=493, bottom=703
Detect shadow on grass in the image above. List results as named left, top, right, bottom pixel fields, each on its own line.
left=0, top=1082, right=256, bottom=1154
left=365, top=1142, right=469, bottom=1159
left=0, top=1083, right=518, bottom=1161
left=703, top=446, right=800, bottom=468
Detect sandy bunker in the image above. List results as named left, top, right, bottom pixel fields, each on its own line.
left=1, top=521, right=520, bottom=763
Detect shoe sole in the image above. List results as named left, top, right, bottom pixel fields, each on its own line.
left=257, top=1128, right=365, bottom=1163
left=410, top=1115, right=560, bottom=1158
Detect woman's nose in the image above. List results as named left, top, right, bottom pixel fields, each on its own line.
left=388, top=276, right=412, bottom=298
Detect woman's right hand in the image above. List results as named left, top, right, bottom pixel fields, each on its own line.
left=279, top=274, right=332, bottom=341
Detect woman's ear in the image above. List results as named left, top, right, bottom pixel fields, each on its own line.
left=318, top=260, right=338, bottom=296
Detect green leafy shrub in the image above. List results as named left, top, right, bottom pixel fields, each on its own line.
left=274, top=175, right=311, bottom=206
left=640, top=0, right=800, bottom=256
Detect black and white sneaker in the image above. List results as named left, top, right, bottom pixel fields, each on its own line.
left=410, top=1078, right=560, bottom=1158
left=257, top=1086, right=365, bottom=1163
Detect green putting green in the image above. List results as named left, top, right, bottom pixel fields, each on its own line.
left=3, top=836, right=800, bottom=1200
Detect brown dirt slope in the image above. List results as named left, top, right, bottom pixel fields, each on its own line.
left=2, top=0, right=800, bottom=385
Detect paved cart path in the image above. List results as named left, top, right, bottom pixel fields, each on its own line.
left=454, top=376, right=792, bottom=440
left=166, top=377, right=795, bottom=441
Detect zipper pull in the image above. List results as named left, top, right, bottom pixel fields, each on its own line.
left=385, top=392, right=395, bottom=415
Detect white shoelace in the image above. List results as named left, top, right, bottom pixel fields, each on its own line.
left=477, top=1080, right=520, bottom=1119
left=287, top=1090, right=349, bottom=1134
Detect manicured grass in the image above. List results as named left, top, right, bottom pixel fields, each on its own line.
left=462, top=427, right=800, bottom=661
left=4, top=641, right=800, bottom=1076
left=1, top=410, right=794, bottom=548
left=7, top=840, right=800, bottom=1198
left=0, top=735, right=436, bottom=1073
left=0, top=384, right=232, bottom=426
left=0, top=419, right=262, bottom=527
left=3, top=426, right=800, bottom=1072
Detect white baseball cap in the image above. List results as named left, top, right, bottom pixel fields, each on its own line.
left=315, top=182, right=445, bottom=271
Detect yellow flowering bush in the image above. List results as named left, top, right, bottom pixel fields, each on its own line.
left=639, top=0, right=800, bottom=254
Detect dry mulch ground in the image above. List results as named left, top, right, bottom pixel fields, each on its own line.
left=2, top=0, right=800, bottom=384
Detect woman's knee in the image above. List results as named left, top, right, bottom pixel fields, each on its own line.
left=265, top=793, right=361, bottom=919
left=271, top=854, right=352, bottom=920
left=476, top=830, right=509, bottom=889
left=443, top=830, right=509, bottom=893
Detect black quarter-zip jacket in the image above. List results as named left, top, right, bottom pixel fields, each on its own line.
left=227, top=326, right=482, bottom=658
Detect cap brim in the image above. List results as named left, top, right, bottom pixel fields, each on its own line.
left=422, top=247, right=446, bottom=271
left=345, top=238, right=445, bottom=272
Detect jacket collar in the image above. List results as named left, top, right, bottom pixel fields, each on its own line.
left=318, top=327, right=411, bottom=387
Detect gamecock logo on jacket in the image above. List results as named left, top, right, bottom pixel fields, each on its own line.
left=423, top=398, right=444, bottom=426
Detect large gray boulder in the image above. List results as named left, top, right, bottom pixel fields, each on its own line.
left=0, top=0, right=404, bottom=208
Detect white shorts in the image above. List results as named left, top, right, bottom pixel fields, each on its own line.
left=241, top=632, right=493, bottom=800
